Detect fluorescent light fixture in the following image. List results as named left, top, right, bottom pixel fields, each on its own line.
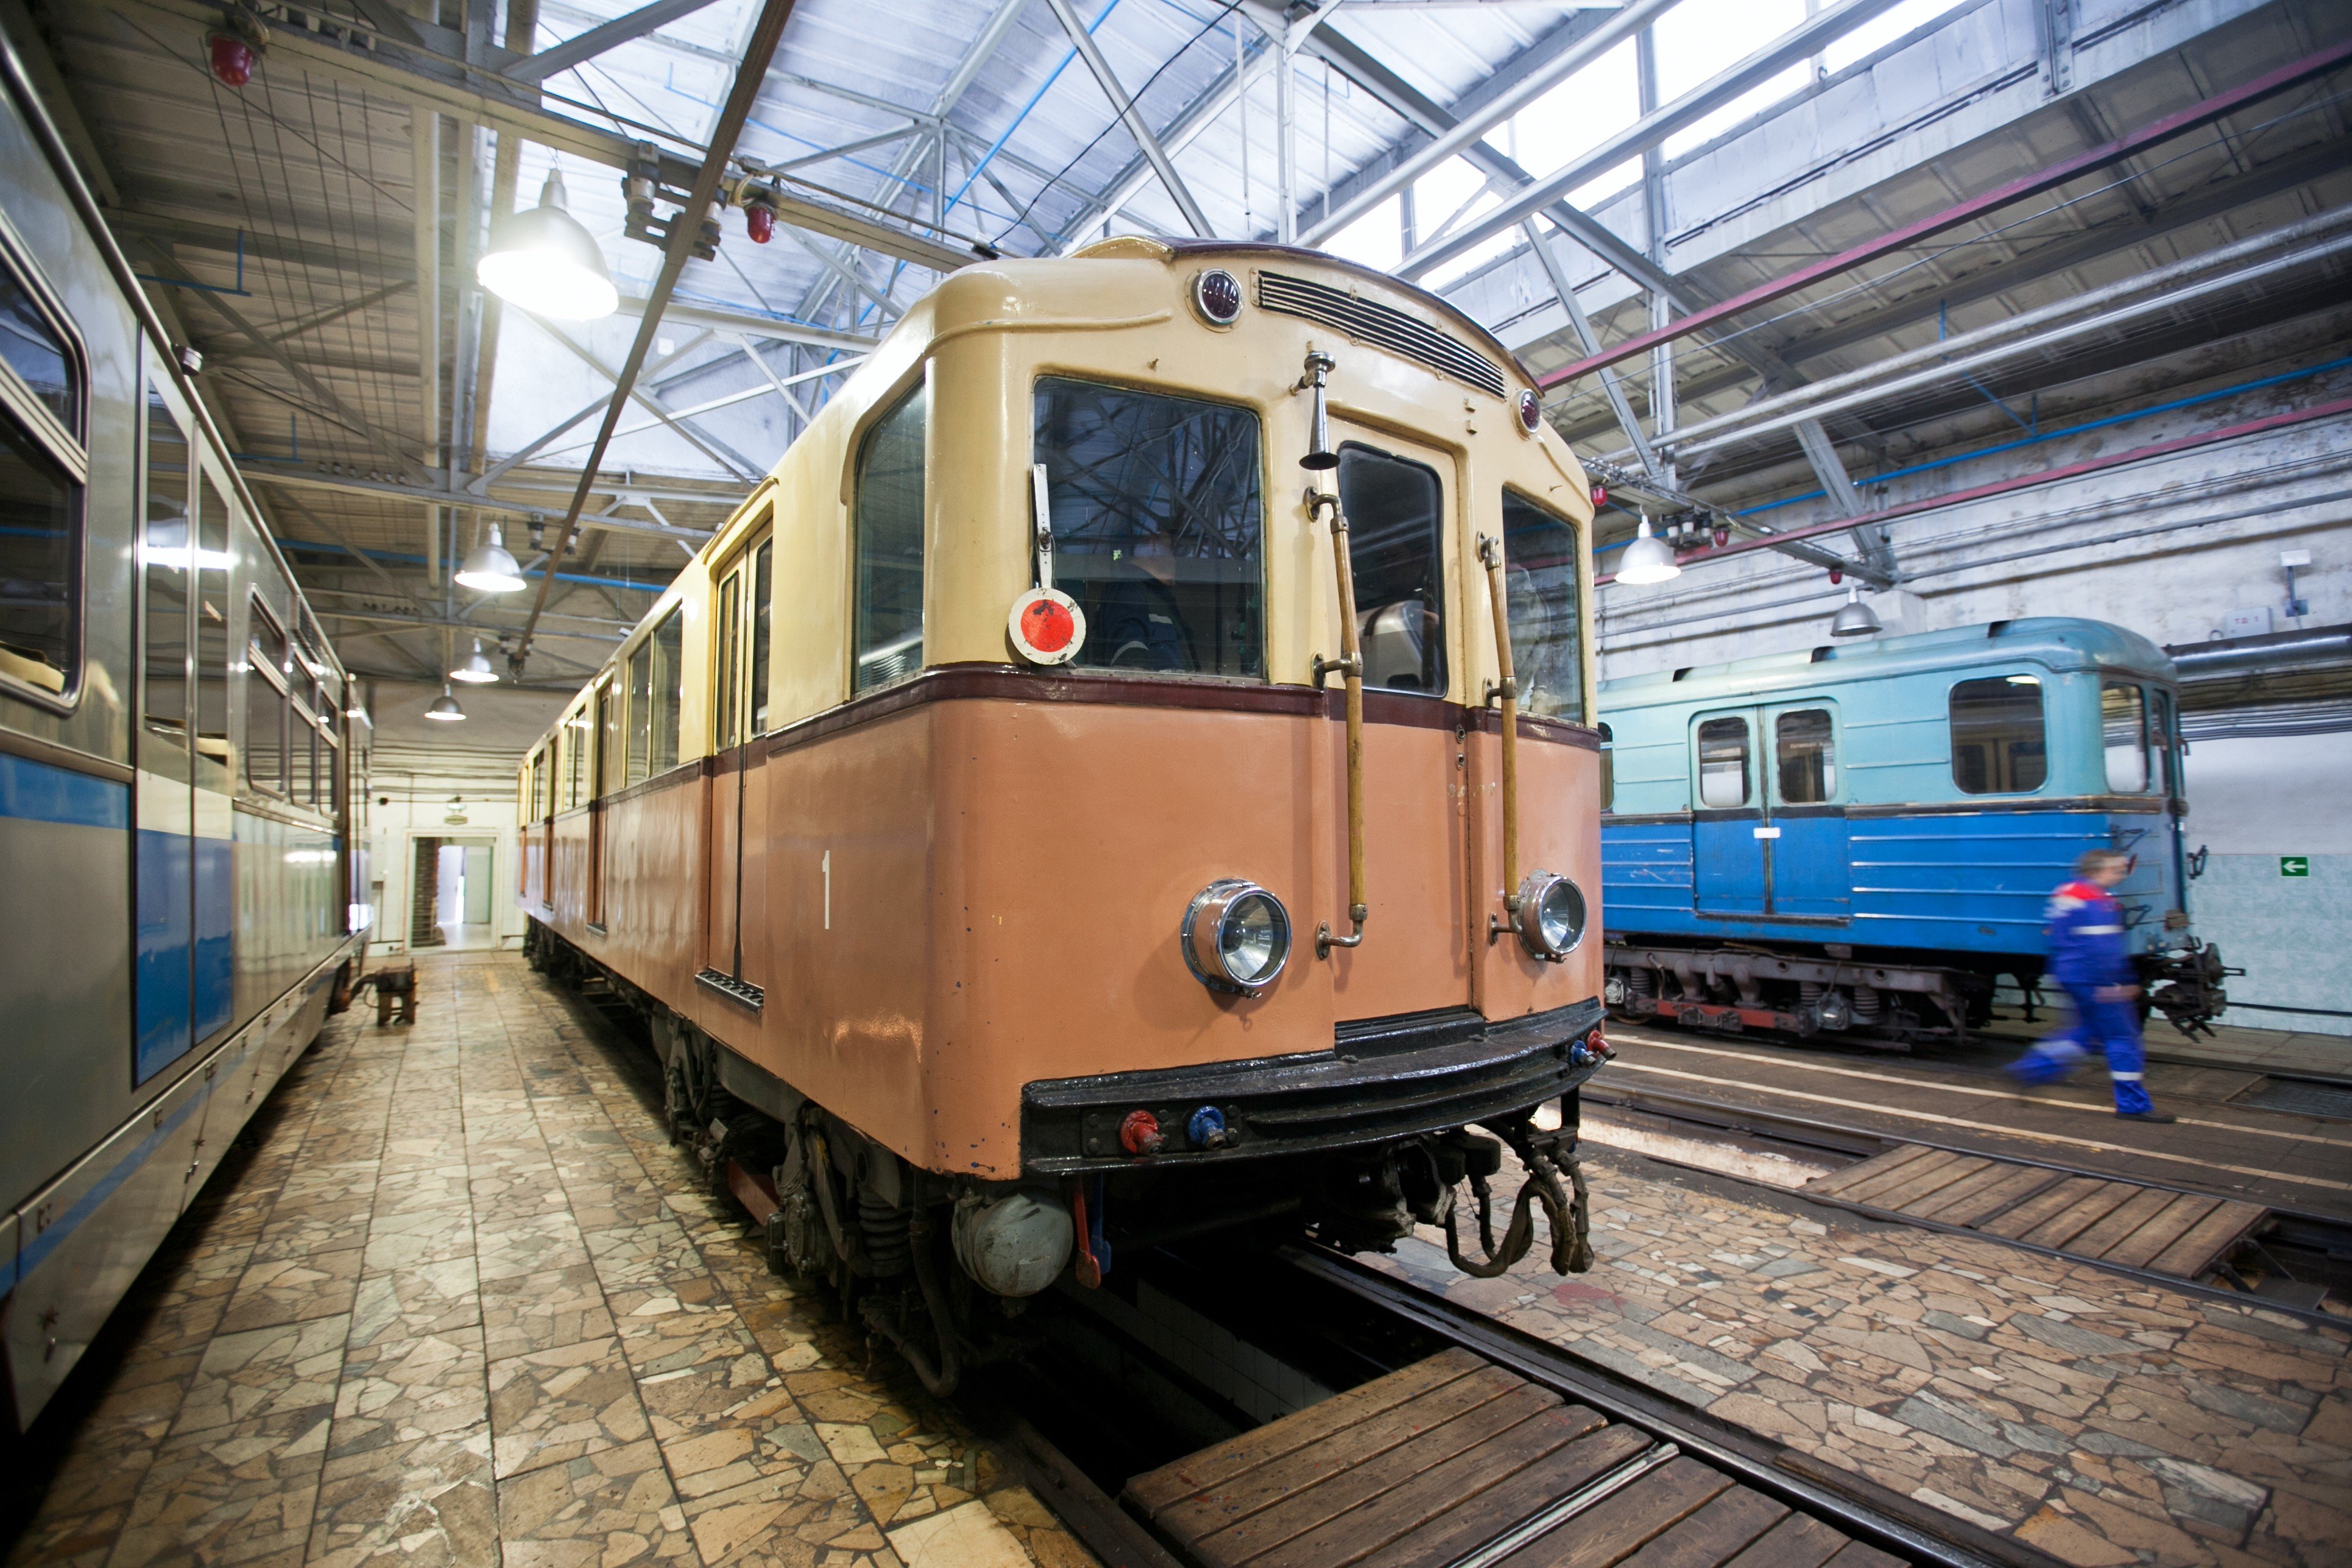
left=477, top=168, right=618, bottom=320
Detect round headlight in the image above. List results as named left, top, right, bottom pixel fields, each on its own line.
left=1182, top=879, right=1291, bottom=994
left=1192, top=268, right=1243, bottom=326
left=1512, top=871, right=1586, bottom=961
left=1517, top=388, right=1544, bottom=433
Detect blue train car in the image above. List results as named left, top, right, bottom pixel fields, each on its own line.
left=1, top=32, right=369, bottom=1431
left=1597, top=618, right=2227, bottom=1046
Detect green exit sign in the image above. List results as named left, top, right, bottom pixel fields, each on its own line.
left=2281, top=856, right=2310, bottom=877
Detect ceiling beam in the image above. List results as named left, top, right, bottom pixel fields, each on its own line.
left=239, top=466, right=720, bottom=540
left=502, top=0, right=722, bottom=83
left=1039, top=0, right=1215, bottom=237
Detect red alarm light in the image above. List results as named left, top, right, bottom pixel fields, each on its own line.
left=746, top=203, right=774, bottom=244
left=209, top=32, right=255, bottom=87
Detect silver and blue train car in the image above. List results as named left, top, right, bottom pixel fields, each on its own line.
left=1597, top=617, right=2228, bottom=1047
left=1, top=33, right=369, bottom=1432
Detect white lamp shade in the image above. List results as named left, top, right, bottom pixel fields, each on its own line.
left=1614, top=518, right=1681, bottom=586
left=425, top=687, right=467, bottom=721
left=1831, top=585, right=1882, bottom=637
left=451, top=639, right=499, bottom=683
left=455, top=523, right=526, bottom=593
left=477, top=171, right=618, bottom=320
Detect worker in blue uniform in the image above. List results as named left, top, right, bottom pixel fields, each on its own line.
left=2009, top=849, right=2175, bottom=1122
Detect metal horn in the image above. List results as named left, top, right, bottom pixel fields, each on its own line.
left=1298, top=349, right=1337, bottom=471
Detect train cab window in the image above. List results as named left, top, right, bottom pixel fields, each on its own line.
left=142, top=384, right=191, bottom=732
left=0, top=255, right=85, bottom=701
left=2102, top=680, right=2150, bottom=793
left=1500, top=492, right=1581, bottom=719
left=2151, top=687, right=2179, bottom=796
left=1951, top=675, right=2046, bottom=794
left=854, top=385, right=927, bottom=694
left=245, top=603, right=289, bottom=796
left=1032, top=378, right=1265, bottom=677
left=1338, top=443, right=1444, bottom=696
left=1696, top=716, right=1751, bottom=808
left=1775, top=709, right=1836, bottom=803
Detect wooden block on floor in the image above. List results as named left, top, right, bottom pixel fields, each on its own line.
left=1718, top=1516, right=1852, bottom=1568
left=1834, top=1149, right=1963, bottom=1207
left=1979, top=1174, right=2108, bottom=1240
left=1616, top=1488, right=1790, bottom=1568
left=2149, top=1199, right=2269, bottom=1279
left=1803, top=1145, right=1932, bottom=1199
left=1921, top=1162, right=2062, bottom=1227
left=2019, top=1181, right=2139, bottom=1251
left=2066, top=1183, right=2183, bottom=1260
left=2099, top=1193, right=2221, bottom=1270
left=1494, top=1457, right=1734, bottom=1568
left=1862, top=1154, right=1994, bottom=1215
left=1348, top=1425, right=1655, bottom=1568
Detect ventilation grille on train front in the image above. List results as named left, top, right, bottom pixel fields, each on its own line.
left=1255, top=270, right=1507, bottom=398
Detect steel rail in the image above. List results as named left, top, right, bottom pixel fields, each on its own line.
left=510, top=0, right=797, bottom=666
left=1538, top=37, right=2352, bottom=389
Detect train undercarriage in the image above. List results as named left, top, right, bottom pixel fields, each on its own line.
left=1603, top=936, right=2233, bottom=1048
left=525, top=920, right=1605, bottom=1396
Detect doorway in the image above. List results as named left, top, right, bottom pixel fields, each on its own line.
left=412, top=835, right=498, bottom=951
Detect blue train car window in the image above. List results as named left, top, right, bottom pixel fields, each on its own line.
left=1775, top=709, right=1836, bottom=803
left=1500, top=492, right=1581, bottom=720
left=1338, top=443, right=1445, bottom=696
left=0, top=245, right=84, bottom=702
left=1033, top=378, right=1265, bottom=677
left=2102, top=680, right=2150, bottom=793
left=1697, top=716, right=1751, bottom=807
left=1951, top=676, right=2046, bottom=794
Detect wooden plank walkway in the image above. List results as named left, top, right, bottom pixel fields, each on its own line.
left=1123, top=1348, right=1903, bottom=1568
left=1803, top=1145, right=2268, bottom=1279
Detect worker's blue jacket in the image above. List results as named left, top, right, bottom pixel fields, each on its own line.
left=2046, top=878, right=2131, bottom=992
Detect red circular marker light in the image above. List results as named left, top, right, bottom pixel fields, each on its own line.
left=209, top=33, right=255, bottom=87
left=746, top=204, right=775, bottom=244
left=1192, top=268, right=1243, bottom=326
left=1020, top=596, right=1074, bottom=654
left=1518, top=389, right=1543, bottom=433
left=1008, top=587, right=1086, bottom=666
left=1120, top=1109, right=1164, bottom=1156
left=1591, top=484, right=1607, bottom=509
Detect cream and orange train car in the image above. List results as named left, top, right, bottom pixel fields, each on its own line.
left=517, top=238, right=1613, bottom=1390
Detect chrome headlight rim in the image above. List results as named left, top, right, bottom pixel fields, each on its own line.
left=1182, top=878, right=1292, bottom=995
left=1512, top=870, right=1586, bottom=961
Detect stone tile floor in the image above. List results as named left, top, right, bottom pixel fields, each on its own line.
left=2, top=952, right=1093, bottom=1568
left=1373, top=1146, right=2351, bottom=1568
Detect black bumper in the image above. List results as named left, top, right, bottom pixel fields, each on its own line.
left=1020, top=997, right=1606, bottom=1175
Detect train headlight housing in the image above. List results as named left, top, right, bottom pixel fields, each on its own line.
left=1182, top=880, right=1291, bottom=995
left=1513, top=871, right=1586, bottom=961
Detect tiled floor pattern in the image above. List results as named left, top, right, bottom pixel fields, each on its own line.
left=1373, top=1147, right=2351, bottom=1568
left=4, top=952, right=1094, bottom=1568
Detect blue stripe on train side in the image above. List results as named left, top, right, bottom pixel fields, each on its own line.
left=11, top=1071, right=213, bottom=1287
left=0, top=750, right=129, bottom=828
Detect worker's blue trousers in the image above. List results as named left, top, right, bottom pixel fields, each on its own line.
left=2009, top=987, right=2155, bottom=1115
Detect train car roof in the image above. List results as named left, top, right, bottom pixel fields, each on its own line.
left=1599, top=617, right=2176, bottom=710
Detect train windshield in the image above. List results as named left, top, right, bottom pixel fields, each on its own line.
left=2102, top=680, right=2152, bottom=793
left=1033, top=378, right=1264, bottom=677
left=1951, top=675, right=2047, bottom=794
left=1338, top=443, right=1446, bottom=696
left=1500, top=492, right=1581, bottom=720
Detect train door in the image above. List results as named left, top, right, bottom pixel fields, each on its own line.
left=1690, top=710, right=1767, bottom=917
left=1330, top=431, right=1473, bottom=1019
left=705, top=532, right=772, bottom=986
left=1762, top=702, right=1849, bottom=918
left=135, top=375, right=196, bottom=1083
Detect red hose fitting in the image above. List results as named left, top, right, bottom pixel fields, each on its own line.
left=1119, top=1109, right=1164, bottom=1156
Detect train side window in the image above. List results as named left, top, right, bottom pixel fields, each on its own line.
left=567, top=710, right=587, bottom=808
left=142, top=383, right=191, bottom=733
left=1950, top=675, right=2046, bottom=794
left=750, top=539, right=772, bottom=732
left=245, top=602, right=289, bottom=797
left=1500, top=491, right=1580, bottom=719
left=598, top=683, right=621, bottom=797
left=715, top=536, right=771, bottom=746
left=2151, top=687, right=2179, bottom=796
left=194, top=478, right=231, bottom=785
left=0, top=251, right=86, bottom=702
left=1598, top=721, right=1614, bottom=812
left=715, top=562, right=743, bottom=747
left=650, top=607, right=683, bottom=771
left=854, top=385, right=927, bottom=694
left=626, top=637, right=652, bottom=787
left=1775, top=709, right=1836, bottom=803
left=1032, top=378, right=1265, bottom=677
left=1338, top=443, right=1445, bottom=696
left=2101, top=680, right=2150, bottom=793
left=1696, top=716, right=1751, bottom=808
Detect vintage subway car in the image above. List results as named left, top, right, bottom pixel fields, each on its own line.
left=520, top=238, right=1612, bottom=1390
left=0, top=32, right=369, bottom=1432
left=1598, top=618, right=2227, bottom=1045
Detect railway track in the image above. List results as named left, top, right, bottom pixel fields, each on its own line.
left=959, top=1240, right=2039, bottom=1568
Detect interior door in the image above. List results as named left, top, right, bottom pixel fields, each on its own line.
left=1330, top=431, right=1472, bottom=1020
left=705, top=537, right=771, bottom=983
left=588, top=680, right=613, bottom=927
left=1691, top=710, right=1767, bottom=916
left=135, top=376, right=196, bottom=1084
left=1764, top=702, right=1849, bottom=918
